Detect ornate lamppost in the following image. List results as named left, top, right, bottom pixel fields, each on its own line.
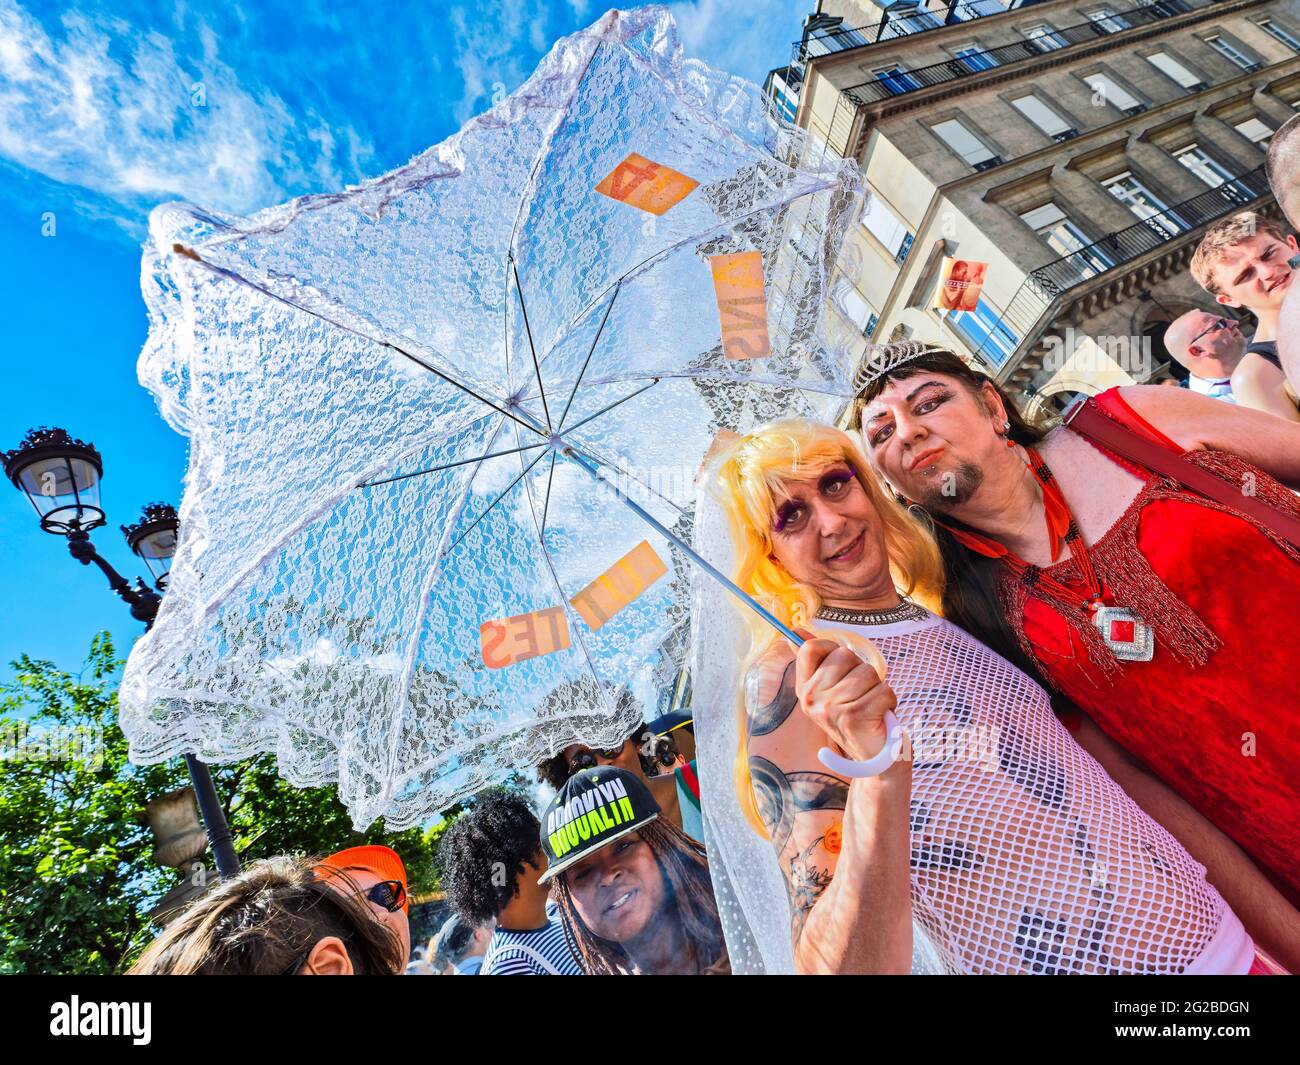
left=3, top=426, right=241, bottom=879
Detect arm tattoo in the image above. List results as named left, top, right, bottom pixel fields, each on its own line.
left=747, top=661, right=797, bottom=737
left=749, top=754, right=850, bottom=946
left=749, top=755, right=795, bottom=854
left=749, top=758, right=849, bottom=855
left=788, top=834, right=834, bottom=945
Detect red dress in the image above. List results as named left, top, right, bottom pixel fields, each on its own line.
left=1003, top=389, right=1300, bottom=906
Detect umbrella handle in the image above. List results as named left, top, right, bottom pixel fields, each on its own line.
left=559, top=445, right=805, bottom=647
left=817, top=711, right=904, bottom=778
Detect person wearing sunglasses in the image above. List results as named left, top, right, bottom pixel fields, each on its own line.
left=1164, top=310, right=1298, bottom=422
left=315, top=845, right=411, bottom=963
left=535, top=680, right=702, bottom=841
left=129, top=856, right=406, bottom=975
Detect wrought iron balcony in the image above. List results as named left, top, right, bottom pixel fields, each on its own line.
left=796, top=2, right=1010, bottom=65
left=972, top=164, right=1271, bottom=365
left=842, top=1, right=1198, bottom=107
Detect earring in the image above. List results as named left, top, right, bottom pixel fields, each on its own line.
left=1002, top=420, right=1015, bottom=447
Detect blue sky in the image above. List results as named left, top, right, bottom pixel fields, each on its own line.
left=0, top=0, right=807, bottom=682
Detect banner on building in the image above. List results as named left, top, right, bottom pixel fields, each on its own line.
left=935, top=257, right=988, bottom=313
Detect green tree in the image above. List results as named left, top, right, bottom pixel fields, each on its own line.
left=0, top=634, right=444, bottom=974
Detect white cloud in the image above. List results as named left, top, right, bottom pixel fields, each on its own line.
left=0, top=1, right=374, bottom=229
left=667, top=0, right=807, bottom=84
left=445, top=0, right=560, bottom=126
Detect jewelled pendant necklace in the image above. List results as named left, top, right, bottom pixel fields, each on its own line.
left=936, top=447, right=1155, bottom=662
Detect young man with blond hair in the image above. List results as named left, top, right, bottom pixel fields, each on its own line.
left=1189, top=211, right=1296, bottom=366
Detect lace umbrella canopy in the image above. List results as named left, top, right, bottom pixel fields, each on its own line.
left=120, top=6, right=864, bottom=829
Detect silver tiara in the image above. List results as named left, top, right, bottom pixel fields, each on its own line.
left=851, top=341, right=948, bottom=394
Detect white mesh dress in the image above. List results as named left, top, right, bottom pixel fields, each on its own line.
left=689, top=499, right=1252, bottom=975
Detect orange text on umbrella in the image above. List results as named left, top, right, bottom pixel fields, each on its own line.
left=595, top=153, right=699, bottom=216
left=570, top=540, right=668, bottom=631
left=480, top=606, right=571, bottom=669
left=711, top=251, right=770, bottom=360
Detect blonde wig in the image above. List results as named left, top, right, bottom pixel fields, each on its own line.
left=705, top=418, right=944, bottom=835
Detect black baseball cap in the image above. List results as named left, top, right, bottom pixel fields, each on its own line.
left=647, top=710, right=693, bottom=737
left=537, top=766, right=660, bottom=884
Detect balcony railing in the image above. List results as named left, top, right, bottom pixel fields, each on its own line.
left=843, top=1, right=1196, bottom=106
left=973, top=164, right=1271, bottom=365
left=796, top=2, right=1007, bottom=65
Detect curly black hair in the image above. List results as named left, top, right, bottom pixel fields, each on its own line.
left=438, top=791, right=543, bottom=926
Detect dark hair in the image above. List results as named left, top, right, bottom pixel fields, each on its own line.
left=127, top=856, right=405, bottom=975
left=552, top=819, right=730, bottom=976
left=851, top=344, right=1053, bottom=680
left=433, top=916, right=476, bottom=968
left=438, top=790, right=542, bottom=926
left=536, top=721, right=678, bottom=790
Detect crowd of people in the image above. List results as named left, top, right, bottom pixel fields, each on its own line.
left=122, top=114, right=1300, bottom=977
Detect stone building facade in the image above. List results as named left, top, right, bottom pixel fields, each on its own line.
left=767, top=0, right=1298, bottom=414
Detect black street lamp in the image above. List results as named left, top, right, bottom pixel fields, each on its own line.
left=122, top=502, right=179, bottom=591
left=3, top=426, right=241, bottom=880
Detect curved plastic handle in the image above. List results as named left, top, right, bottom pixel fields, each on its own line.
left=817, top=710, right=904, bottom=778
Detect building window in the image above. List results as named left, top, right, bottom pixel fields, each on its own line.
left=765, top=71, right=799, bottom=123
left=804, top=23, right=870, bottom=58
left=1233, top=116, right=1275, bottom=147
left=1145, top=51, right=1205, bottom=91
left=1087, top=8, right=1131, bottom=34
left=862, top=195, right=912, bottom=260
left=875, top=65, right=922, bottom=95
left=832, top=278, right=878, bottom=337
left=880, top=2, right=942, bottom=40
left=1010, top=94, right=1076, bottom=139
left=1257, top=19, right=1300, bottom=52
left=896, top=232, right=915, bottom=264
left=954, top=46, right=998, bottom=73
left=1082, top=72, right=1144, bottom=114
left=1173, top=143, right=1234, bottom=186
left=931, top=118, right=1002, bottom=169
left=1022, top=23, right=1068, bottom=52
left=1103, top=171, right=1182, bottom=237
left=948, top=296, right=1019, bottom=367
left=1019, top=202, right=1114, bottom=278
left=1203, top=34, right=1260, bottom=71
left=865, top=313, right=879, bottom=338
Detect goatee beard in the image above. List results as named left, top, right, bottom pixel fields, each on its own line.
left=916, top=462, right=983, bottom=513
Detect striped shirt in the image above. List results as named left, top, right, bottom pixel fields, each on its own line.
left=480, top=917, right=584, bottom=976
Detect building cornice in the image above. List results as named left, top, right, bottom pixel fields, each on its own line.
left=833, top=0, right=1270, bottom=144
left=940, top=55, right=1299, bottom=197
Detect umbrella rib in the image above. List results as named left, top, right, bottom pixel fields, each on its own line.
left=562, top=444, right=804, bottom=646
left=561, top=377, right=660, bottom=436
left=356, top=441, right=550, bottom=489
left=540, top=450, right=558, bottom=536
left=519, top=178, right=838, bottom=387
left=510, top=255, right=553, bottom=432
left=577, top=439, right=685, bottom=516
left=514, top=431, right=611, bottom=735
left=440, top=447, right=552, bottom=559
left=173, top=248, right=545, bottom=438
left=557, top=279, right=621, bottom=432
